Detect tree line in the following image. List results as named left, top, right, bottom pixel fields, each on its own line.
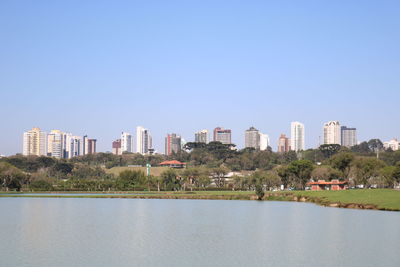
left=1, top=139, right=400, bottom=191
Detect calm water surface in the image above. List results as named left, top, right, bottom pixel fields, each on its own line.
left=0, top=198, right=399, bottom=267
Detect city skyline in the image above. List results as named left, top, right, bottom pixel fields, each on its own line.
left=17, top=120, right=400, bottom=156
left=22, top=127, right=96, bottom=158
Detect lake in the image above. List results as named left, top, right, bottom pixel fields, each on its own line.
left=0, top=198, right=399, bottom=267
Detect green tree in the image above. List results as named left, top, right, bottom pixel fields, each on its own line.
left=116, top=170, right=146, bottom=190
left=198, top=174, right=211, bottom=190
left=210, top=166, right=229, bottom=188
left=160, top=169, right=181, bottom=191
left=287, top=160, right=315, bottom=189
left=368, top=139, right=384, bottom=152
left=329, top=152, right=355, bottom=178
left=379, top=150, right=400, bottom=166
left=393, top=163, right=400, bottom=184
left=350, top=157, right=386, bottom=187
left=319, top=144, right=341, bottom=159
left=351, top=142, right=371, bottom=154
left=0, top=162, right=27, bottom=191
left=30, top=180, right=54, bottom=191
left=52, top=162, right=74, bottom=176
left=276, top=165, right=291, bottom=189
left=181, top=167, right=205, bottom=190
left=206, top=142, right=236, bottom=162
left=311, top=166, right=342, bottom=181
left=255, top=184, right=264, bottom=200
left=263, top=170, right=282, bottom=190
left=379, top=166, right=396, bottom=188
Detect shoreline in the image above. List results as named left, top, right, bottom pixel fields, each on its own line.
left=1, top=190, right=399, bottom=212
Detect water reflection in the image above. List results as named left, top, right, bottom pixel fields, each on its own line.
left=0, top=198, right=399, bottom=267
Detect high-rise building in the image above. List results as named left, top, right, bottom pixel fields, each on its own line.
left=341, top=126, right=357, bottom=148
left=213, top=127, right=232, bottom=144
left=121, top=132, right=133, bottom=153
left=291, top=122, right=305, bottom=152
left=245, top=127, right=260, bottom=149
left=47, top=130, right=64, bottom=158
left=64, top=134, right=83, bottom=158
left=86, top=139, right=97, bottom=154
left=83, top=135, right=88, bottom=155
left=259, top=133, right=270, bottom=151
left=48, top=130, right=85, bottom=158
left=195, top=130, right=208, bottom=143
left=23, top=127, right=47, bottom=156
left=323, top=121, right=341, bottom=145
left=384, top=139, right=399, bottom=151
left=165, top=133, right=181, bottom=155
left=278, top=134, right=291, bottom=153
left=112, top=139, right=122, bottom=155
left=136, top=126, right=152, bottom=155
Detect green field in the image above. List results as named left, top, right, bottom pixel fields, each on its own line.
left=288, top=189, right=400, bottom=211
left=105, top=166, right=169, bottom=177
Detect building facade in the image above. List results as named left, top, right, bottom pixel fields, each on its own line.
left=165, top=133, right=181, bottom=155
left=86, top=139, right=97, bottom=154
left=213, top=127, right=232, bottom=144
left=121, top=132, right=133, bottom=153
left=136, top=126, right=152, bottom=155
left=278, top=134, right=291, bottom=153
left=23, top=127, right=47, bottom=156
left=341, top=126, right=357, bottom=148
left=245, top=127, right=260, bottom=149
left=259, top=133, right=270, bottom=151
left=64, top=134, right=84, bottom=158
left=291, top=121, right=305, bottom=151
left=112, top=139, right=122, bottom=155
left=323, top=121, right=341, bottom=145
left=384, top=139, right=399, bottom=151
left=195, top=130, right=208, bottom=143
left=23, top=127, right=91, bottom=158
left=47, top=130, right=64, bottom=158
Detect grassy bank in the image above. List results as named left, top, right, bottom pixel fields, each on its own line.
left=289, top=189, right=400, bottom=211
left=1, top=190, right=399, bottom=211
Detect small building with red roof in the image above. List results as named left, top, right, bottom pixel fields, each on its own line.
left=159, top=160, right=187, bottom=168
left=307, top=179, right=348, bottom=191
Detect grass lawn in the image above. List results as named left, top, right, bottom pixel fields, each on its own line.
left=288, top=189, right=400, bottom=211
left=105, top=166, right=169, bottom=177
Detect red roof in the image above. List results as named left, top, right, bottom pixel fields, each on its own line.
left=308, top=180, right=347, bottom=185
left=159, top=160, right=186, bottom=165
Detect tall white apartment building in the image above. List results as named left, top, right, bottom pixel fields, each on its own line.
left=64, top=134, right=84, bottom=158
left=291, top=122, right=305, bottom=151
left=260, top=133, right=270, bottom=151
left=136, top=126, right=152, bottom=155
left=23, top=127, right=47, bottom=156
left=323, top=121, right=341, bottom=145
left=245, top=127, right=261, bottom=149
left=195, top=130, right=209, bottom=144
left=121, top=132, right=133, bottom=153
left=47, top=130, right=64, bottom=158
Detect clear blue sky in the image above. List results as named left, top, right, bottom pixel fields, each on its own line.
left=1, top=0, right=399, bottom=155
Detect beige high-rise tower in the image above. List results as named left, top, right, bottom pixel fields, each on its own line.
left=323, top=121, right=341, bottom=145
left=23, top=127, right=47, bottom=156
left=47, top=130, right=64, bottom=158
